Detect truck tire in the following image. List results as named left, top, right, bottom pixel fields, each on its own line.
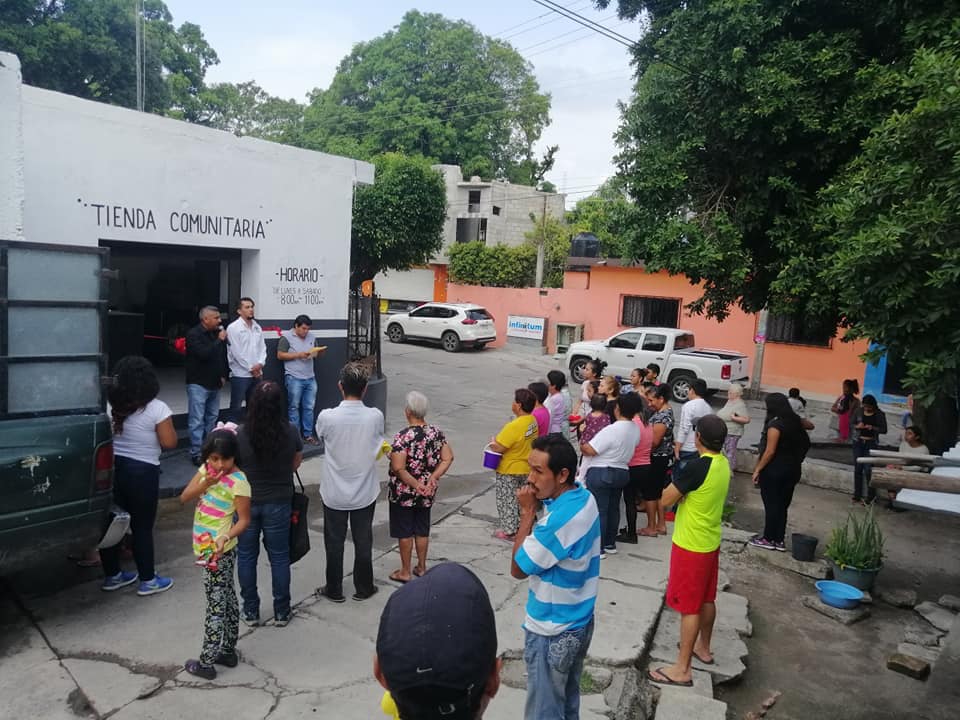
left=669, top=372, right=697, bottom=403
left=569, top=356, right=590, bottom=384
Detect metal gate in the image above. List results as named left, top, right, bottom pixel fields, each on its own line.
left=347, top=292, right=382, bottom=377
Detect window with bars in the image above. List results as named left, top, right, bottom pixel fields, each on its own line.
left=467, top=190, right=482, bottom=214
left=766, top=312, right=833, bottom=347
left=620, top=296, right=680, bottom=328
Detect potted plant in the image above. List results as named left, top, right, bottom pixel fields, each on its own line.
left=824, top=505, right=884, bottom=591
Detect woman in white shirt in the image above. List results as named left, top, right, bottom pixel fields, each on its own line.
left=100, top=356, right=177, bottom=596
left=581, top=393, right=642, bottom=557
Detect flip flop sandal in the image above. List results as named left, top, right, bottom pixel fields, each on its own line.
left=412, top=567, right=425, bottom=577
left=388, top=571, right=410, bottom=584
left=648, top=667, right=693, bottom=687
left=638, top=528, right=659, bottom=537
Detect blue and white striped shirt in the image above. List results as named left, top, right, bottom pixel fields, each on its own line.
left=514, top=485, right=601, bottom=636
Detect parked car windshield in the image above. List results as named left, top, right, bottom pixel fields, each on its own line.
left=674, top=333, right=696, bottom=350
left=466, top=309, right=492, bottom=321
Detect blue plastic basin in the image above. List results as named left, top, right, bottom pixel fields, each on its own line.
left=815, top=580, right=864, bottom=609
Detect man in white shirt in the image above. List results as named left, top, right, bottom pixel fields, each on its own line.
left=315, top=363, right=385, bottom=603
left=674, top=379, right=712, bottom=477
left=226, top=297, right=266, bottom=416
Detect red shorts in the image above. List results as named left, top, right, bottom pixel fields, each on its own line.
left=665, top=543, right=719, bottom=615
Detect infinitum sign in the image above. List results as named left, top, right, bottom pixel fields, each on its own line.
left=506, top=315, right=546, bottom=341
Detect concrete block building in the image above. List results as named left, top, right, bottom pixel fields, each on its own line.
left=374, top=164, right=566, bottom=308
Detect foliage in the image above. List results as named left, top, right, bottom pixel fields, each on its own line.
left=597, top=0, right=960, bottom=401
left=817, top=34, right=960, bottom=402
left=566, top=179, right=637, bottom=258
left=525, top=214, right=573, bottom=288
left=300, top=10, right=555, bottom=184
left=191, top=81, right=304, bottom=142
left=824, top=506, right=884, bottom=570
left=0, top=0, right=218, bottom=115
left=448, top=241, right=537, bottom=288
left=351, top=153, right=447, bottom=289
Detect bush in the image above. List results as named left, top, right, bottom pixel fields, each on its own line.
left=448, top=241, right=537, bottom=287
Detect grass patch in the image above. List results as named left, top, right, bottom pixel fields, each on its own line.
left=579, top=670, right=596, bottom=694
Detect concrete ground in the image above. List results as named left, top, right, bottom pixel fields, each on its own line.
left=1, top=340, right=957, bottom=719
left=716, top=473, right=960, bottom=720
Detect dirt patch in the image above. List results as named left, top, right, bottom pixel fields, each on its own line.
left=718, top=474, right=960, bottom=719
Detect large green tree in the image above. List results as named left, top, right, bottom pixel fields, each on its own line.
left=352, top=153, right=447, bottom=289
left=301, top=10, right=555, bottom=184
left=600, top=1, right=959, bottom=403
left=0, top=0, right=218, bottom=115
left=190, top=81, right=304, bottom=142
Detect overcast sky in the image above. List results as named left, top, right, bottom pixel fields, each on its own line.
left=163, top=0, right=640, bottom=203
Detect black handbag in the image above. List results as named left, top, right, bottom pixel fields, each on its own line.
left=289, top=471, right=310, bottom=564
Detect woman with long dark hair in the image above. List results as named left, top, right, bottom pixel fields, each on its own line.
left=100, top=356, right=177, bottom=595
left=236, top=381, right=303, bottom=627
left=748, top=393, right=813, bottom=551
left=573, top=358, right=606, bottom=416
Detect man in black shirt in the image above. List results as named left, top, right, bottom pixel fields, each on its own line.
left=185, top=306, right=228, bottom=465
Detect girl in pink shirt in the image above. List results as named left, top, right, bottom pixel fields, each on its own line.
left=618, top=405, right=655, bottom=543
left=528, top=381, right=551, bottom=437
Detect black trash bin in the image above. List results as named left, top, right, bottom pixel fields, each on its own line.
left=791, top=533, right=818, bottom=562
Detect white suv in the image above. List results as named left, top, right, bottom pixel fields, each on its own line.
left=385, top=303, right=496, bottom=352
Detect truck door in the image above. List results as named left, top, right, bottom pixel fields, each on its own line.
left=634, top=332, right=669, bottom=372
left=0, top=241, right=112, bottom=519
left=604, top=330, right=644, bottom=378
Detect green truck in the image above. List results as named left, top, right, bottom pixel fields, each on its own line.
left=0, top=241, right=114, bottom=575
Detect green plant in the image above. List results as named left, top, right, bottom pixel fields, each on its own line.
left=824, top=506, right=884, bottom=570
left=579, top=669, right=596, bottom=694
left=721, top=501, right=736, bottom=523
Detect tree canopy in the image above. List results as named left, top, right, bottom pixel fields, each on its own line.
left=351, top=153, right=448, bottom=289
left=1, top=0, right=218, bottom=115
left=566, top=179, right=636, bottom=258
left=300, top=10, right=555, bottom=185
left=598, top=0, right=960, bottom=400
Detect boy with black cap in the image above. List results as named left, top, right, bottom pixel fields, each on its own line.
left=649, top=414, right=729, bottom=688
left=375, top=563, right=502, bottom=719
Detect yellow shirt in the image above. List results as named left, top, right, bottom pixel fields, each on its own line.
left=192, top=469, right=251, bottom=556
left=495, top=414, right=538, bottom=475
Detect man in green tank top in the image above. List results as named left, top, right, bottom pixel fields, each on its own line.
left=649, top=414, right=730, bottom=688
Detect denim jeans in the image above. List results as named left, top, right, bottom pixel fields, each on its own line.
left=524, top=619, right=594, bottom=720
left=585, top=467, right=627, bottom=550
left=285, top=375, right=317, bottom=438
left=100, top=456, right=159, bottom=581
left=853, top=439, right=878, bottom=501
left=229, top=376, right=260, bottom=419
left=186, top=384, right=220, bottom=456
left=237, top=502, right=292, bottom=619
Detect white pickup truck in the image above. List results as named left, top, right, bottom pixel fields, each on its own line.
left=563, top=327, right=750, bottom=402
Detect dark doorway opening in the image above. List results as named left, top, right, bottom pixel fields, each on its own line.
left=101, top=240, right=241, bottom=367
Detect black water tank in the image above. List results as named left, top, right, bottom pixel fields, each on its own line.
left=570, top=232, right=600, bottom=258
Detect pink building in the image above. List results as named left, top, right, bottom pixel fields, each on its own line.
left=445, top=263, right=870, bottom=400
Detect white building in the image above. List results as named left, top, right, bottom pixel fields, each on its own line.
left=0, top=52, right=373, bottom=410
left=374, top=164, right=566, bottom=308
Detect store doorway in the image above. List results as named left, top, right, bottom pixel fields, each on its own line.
left=102, top=239, right=242, bottom=414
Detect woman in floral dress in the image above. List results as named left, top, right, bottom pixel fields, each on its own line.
left=387, top=391, right=454, bottom=583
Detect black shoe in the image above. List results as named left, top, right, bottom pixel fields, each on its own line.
left=185, top=659, right=216, bottom=679
left=214, top=650, right=239, bottom=667
left=316, top=585, right=345, bottom=603
left=615, top=532, right=638, bottom=544
left=352, top=586, right=379, bottom=602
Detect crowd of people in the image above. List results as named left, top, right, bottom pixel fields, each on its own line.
left=96, top=312, right=924, bottom=718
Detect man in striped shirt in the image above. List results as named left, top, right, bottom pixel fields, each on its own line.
left=511, top=434, right=601, bottom=719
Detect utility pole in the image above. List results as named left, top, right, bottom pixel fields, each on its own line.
left=749, top=308, right=769, bottom=399
left=535, top=194, right=546, bottom=288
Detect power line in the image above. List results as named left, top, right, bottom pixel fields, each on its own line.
left=494, top=0, right=593, bottom=38
left=516, top=13, right=620, bottom=52
left=528, top=0, right=637, bottom=48
left=525, top=20, right=634, bottom=58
